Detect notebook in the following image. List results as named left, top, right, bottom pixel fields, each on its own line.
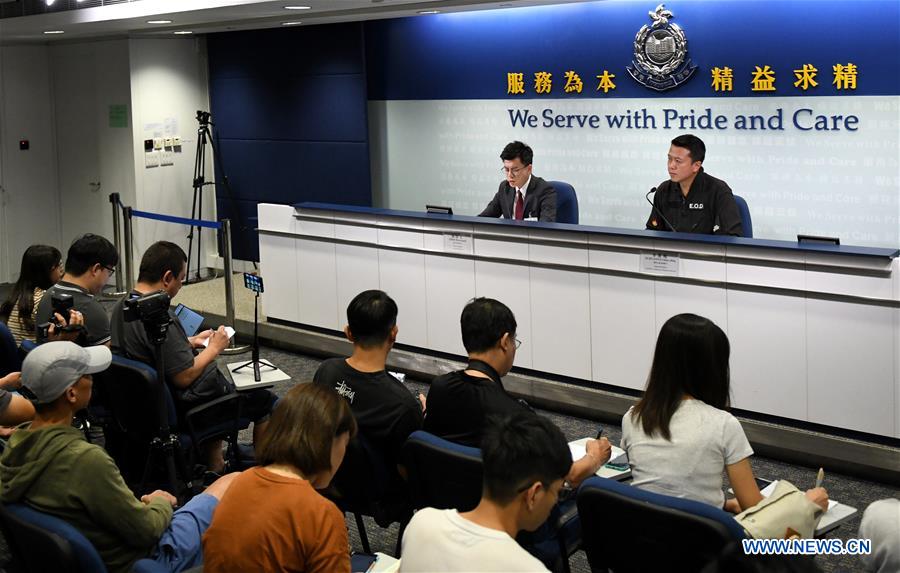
left=568, top=438, right=631, bottom=481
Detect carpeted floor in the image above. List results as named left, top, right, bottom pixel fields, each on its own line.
left=222, top=346, right=898, bottom=573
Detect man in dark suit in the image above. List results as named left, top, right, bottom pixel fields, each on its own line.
left=479, top=141, right=557, bottom=222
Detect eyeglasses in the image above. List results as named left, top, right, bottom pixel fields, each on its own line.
left=500, top=166, right=527, bottom=177
left=103, top=265, right=116, bottom=276
left=514, top=337, right=523, bottom=349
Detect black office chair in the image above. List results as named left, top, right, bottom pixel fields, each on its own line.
left=0, top=502, right=108, bottom=573
left=97, top=354, right=247, bottom=497
left=327, top=433, right=413, bottom=555
left=577, top=476, right=748, bottom=573
left=403, top=431, right=580, bottom=573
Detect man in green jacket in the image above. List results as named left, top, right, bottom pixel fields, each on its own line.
left=0, top=341, right=235, bottom=573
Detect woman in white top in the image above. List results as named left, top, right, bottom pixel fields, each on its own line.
left=621, top=313, right=827, bottom=514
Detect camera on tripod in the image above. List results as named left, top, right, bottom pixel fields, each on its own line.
left=36, top=292, right=74, bottom=339
left=123, top=291, right=173, bottom=345
left=196, top=110, right=211, bottom=126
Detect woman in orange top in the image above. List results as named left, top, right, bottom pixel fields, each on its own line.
left=203, top=383, right=357, bottom=572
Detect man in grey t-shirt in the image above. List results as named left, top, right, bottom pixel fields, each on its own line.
left=110, top=241, right=275, bottom=472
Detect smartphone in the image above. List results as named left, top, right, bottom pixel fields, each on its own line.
left=755, top=477, right=773, bottom=490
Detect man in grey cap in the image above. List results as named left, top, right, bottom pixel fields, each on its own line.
left=0, top=342, right=236, bottom=573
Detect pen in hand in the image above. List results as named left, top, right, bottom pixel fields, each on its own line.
left=815, top=467, right=825, bottom=488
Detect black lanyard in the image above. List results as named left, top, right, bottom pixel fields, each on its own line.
left=464, top=359, right=534, bottom=413
left=465, top=359, right=504, bottom=387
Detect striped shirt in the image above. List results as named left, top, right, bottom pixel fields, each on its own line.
left=4, top=288, right=44, bottom=345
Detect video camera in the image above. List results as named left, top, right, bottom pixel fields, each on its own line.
left=123, top=290, right=172, bottom=345
left=36, top=292, right=75, bottom=339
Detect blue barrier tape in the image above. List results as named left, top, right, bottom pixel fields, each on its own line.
left=129, top=209, right=221, bottom=230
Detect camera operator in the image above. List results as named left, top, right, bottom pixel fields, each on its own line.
left=35, top=234, right=119, bottom=347
left=110, top=241, right=275, bottom=473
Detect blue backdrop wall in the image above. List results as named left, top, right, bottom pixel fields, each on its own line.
left=207, top=24, right=371, bottom=261
left=365, top=0, right=899, bottom=99
left=207, top=1, right=900, bottom=257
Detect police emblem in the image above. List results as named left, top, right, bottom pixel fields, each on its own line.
left=627, top=4, right=697, bottom=91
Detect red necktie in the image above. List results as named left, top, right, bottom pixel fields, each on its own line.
left=514, top=190, right=524, bottom=220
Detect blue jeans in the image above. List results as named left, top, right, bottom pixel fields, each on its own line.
left=150, top=493, right=218, bottom=572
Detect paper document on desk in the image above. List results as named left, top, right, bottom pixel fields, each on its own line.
left=569, top=442, right=628, bottom=467
left=201, top=327, right=235, bottom=347
left=760, top=480, right=837, bottom=511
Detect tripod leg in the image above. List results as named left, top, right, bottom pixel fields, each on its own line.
left=140, top=439, right=159, bottom=495
left=196, top=187, right=203, bottom=281
left=231, top=360, right=255, bottom=373
left=187, top=127, right=206, bottom=282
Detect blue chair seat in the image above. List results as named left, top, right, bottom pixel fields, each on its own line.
left=577, top=476, right=746, bottom=573
left=733, top=194, right=753, bottom=238
left=0, top=502, right=108, bottom=573
left=548, top=181, right=579, bottom=224
left=0, top=322, right=21, bottom=377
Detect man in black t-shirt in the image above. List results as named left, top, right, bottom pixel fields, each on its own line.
left=35, top=234, right=119, bottom=347
left=424, top=297, right=610, bottom=485
left=110, top=241, right=275, bottom=472
left=314, top=290, right=424, bottom=476
left=425, top=297, right=611, bottom=572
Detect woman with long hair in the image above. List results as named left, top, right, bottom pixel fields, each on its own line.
left=203, top=383, right=357, bottom=572
left=0, top=245, right=63, bottom=344
left=622, top=313, right=827, bottom=514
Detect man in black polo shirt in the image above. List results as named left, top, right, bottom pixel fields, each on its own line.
left=35, top=234, right=118, bottom=347
left=314, top=290, right=424, bottom=478
left=110, top=241, right=275, bottom=472
left=424, top=297, right=609, bottom=485
left=645, top=134, right=743, bottom=236
left=425, top=298, right=611, bottom=572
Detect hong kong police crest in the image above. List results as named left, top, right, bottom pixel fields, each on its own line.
left=627, top=4, right=697, bottom=91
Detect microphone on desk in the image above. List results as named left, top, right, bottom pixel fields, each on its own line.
left=645, top=187, right=677, bottom=232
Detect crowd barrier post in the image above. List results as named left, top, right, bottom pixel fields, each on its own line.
left=109, top=193, right=124, bottom=292
left=122, top=206, right=135, bottom=293
left=220, top=219, right=249, bottom=355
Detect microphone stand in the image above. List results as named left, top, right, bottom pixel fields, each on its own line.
left=645, top=187, right=677, bottom=232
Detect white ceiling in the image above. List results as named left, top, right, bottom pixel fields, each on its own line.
left=0, top=0, right=587, bottom=43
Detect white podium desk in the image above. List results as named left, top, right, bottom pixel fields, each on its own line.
left=258, top=202, right=900, bottom=439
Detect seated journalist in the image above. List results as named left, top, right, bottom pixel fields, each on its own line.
left=480, top=141, right=557, bottom=222
left=646, top=134, right=743, bottom=236
left=35, top=234, right=119, bottom=346
left=111, top=241, right=276, bottom=472
left=314, top=289, right=424, bottom=486
left=423, top=297, right=609, bottom=570
left=401, top=412, right=571, bottom=572
left=0, top=341, right=236, bottom=573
